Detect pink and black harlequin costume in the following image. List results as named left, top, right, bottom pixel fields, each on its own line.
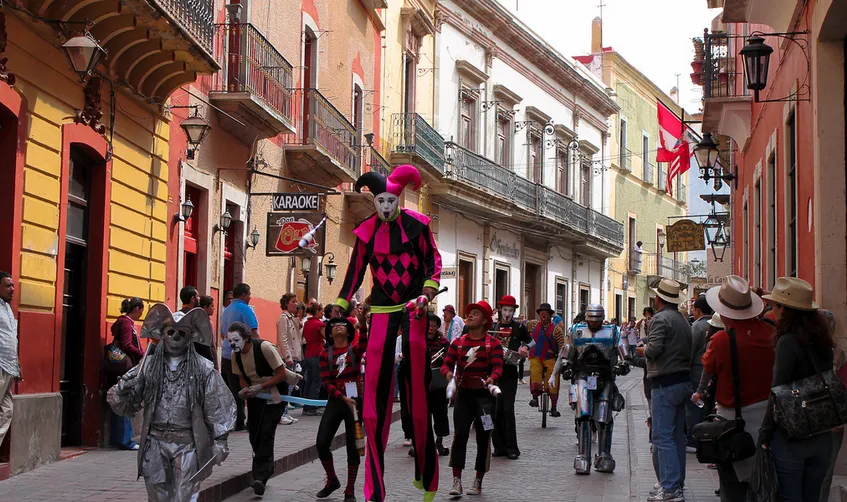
left=334, top=165, right=442, bottom=502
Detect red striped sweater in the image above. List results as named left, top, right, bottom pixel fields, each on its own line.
left=441, top=334, right=503, bottom=389
left=319, top=336, right=367, bottom=400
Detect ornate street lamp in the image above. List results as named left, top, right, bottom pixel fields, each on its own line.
left=62, top=34, right=107, bottom=82
left=321, top=252, right=337, bottom=284
left=175, top=197, right=194, bottom=223
left=300, top=255, right=312, bottom=274
left=740, top=36, right=773, bottom=93
left=246, top=226, right=261, bottom=249
left=657, top=229, right=666, bottom=251
left=710, top=222, right=729, bottom=262
left=694, top=133, right=719, bottom=173
left=213, top=210, right=232, bottom=234
left=180, top=110, right=212, bottom=160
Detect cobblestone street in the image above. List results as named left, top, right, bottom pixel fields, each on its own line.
left=227, top=372, right=721, bottom=502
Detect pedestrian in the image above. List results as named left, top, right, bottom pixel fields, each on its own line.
left=692, top=276, right=774, bottom=501
left=219, top=283, right=260, bottom=432
left=315, top=315, right=368, bottom=502
left=174, top=286, right=216, bottom=365
left=638, top=306, right=655, bottom=341
left=626, top=318, right=639, bottom=356
left=638, top=278, right=691, bottom=502
left=106, top=297, right=145, bottom=450
left=686, top=294, right=713, bottom=453
left=302, top=303, right=325, bottom=416
left=0, top=272, right=22, bottom=450
left=222, top=290, right=233, bottom=309
left=759, top=277, right=835, bottom=502
left=200, top=295, right=215, bottom=318
left=819, top=309, right=841, bottom=502
left=228, top=321, right=296, bottom=496
left=441, top=305, right=465, bottom=342
left=491, top=295, right=531, bottom=460
left=277, top=293, right=302, bottom=425
left=426, top=314, right=451, bottom=457
left=526, top=302, right=566, bottom=417
left=441, top=300, right=504, bottom=497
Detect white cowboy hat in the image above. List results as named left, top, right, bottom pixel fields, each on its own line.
left=707, top=313, right=725, bottom=329
left=705, top=275, right=764, bottom=321
left=651, top=278, right=686, bottom=305
left=763, top=277, right=819, bottom=311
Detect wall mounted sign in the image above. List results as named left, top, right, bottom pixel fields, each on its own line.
left=440, top=267, right=457, bottom=279
left=266, top=212, right=326, bottom=257
left=666, top=219, right=706, bottom=252
left=271, top=193, right=322, bottom=212
left=489, top=233, right=521, bottom=259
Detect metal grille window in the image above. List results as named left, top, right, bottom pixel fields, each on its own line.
left=497, top=112, right=512, bottom=168
left=754, top=180, right=762, bottom=287
left=530, top=131, right=543, bottom=183
left=767, top=152, right=777, bottom=288
left=557, top=145, right=569, bottom=195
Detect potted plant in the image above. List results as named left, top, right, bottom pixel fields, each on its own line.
left=691, top=72, right=702, bottom=86
left=692, top=37, right=705, bottom=60
left=691, top=60, right=704, bottom=73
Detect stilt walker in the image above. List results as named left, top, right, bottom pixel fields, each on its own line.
left=334, top=165, right=442, bottom=502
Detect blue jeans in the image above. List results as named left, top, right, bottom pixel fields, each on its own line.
left=110, top=412, right=134, bottom=449
left=771, top=429, right=832, bottom=502
left=651, top=381, right=690, bottom=491
left=302, top=357, right=321, bottom=411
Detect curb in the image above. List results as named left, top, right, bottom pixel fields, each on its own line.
left=199, top=408, right=402, bottom=501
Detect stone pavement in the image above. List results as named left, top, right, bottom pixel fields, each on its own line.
left=0, top=404, right=400, bottom=502
left=227, top=372, right=723, bottom=502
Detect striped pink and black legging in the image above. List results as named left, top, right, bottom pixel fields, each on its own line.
left=363, top=311, right=437, bottom=501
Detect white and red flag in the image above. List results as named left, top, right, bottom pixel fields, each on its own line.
left=656, top=100, right=693, bottom=194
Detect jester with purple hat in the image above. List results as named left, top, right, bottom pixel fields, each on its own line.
left=334, top=165, right=442, bottom=502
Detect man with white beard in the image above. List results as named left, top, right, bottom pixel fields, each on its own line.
left=490, top=296, right=531, bottom=459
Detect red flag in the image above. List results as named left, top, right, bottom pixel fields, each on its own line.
left=657, top=100, right=683, bottom=163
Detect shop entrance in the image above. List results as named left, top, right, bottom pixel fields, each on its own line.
left=524, top=263, right=540, bottom=316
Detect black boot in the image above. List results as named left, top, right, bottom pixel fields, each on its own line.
left=436, top=437, right=450, bottom=456
left=550, top=406, right=561, bottom=417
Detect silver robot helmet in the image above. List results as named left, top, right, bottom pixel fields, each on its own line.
left=585, top=303, right=605, bottom=323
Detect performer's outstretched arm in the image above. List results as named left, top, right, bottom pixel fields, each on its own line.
left=336, top=239, right=370, bottom=311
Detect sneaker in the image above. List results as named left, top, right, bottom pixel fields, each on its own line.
left=252, top=480, right=266, bottom=496
left=685, top=446, right=697, bottom=454
left=448, top=477, right=463, bottom=498
left=518, top=379, right=526, bottom=384
left=528, top=398, right=538, bottom=407
left=343, top=495, right=357, bottom=502
left=647, top=488, right=684, bottom=502
left=649, top=482, right=661, bottom=496
left=280, top=414, right=296, bottom=425
left=316, top=478, right=341, bottom=498
left=466, top=477, right=482, bottom=496
left=402, top=438, right=412, bottom=447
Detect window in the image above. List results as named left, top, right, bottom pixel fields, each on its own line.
left=743, top=201, right=750, bottom=281
left=619, top=117, right=627, bottom=169
left=579, top=285, right=590, bottom=315
left=627, top=297, right=636, bottom=322
left=628, top=217, right=639, bottom=272
left=754, top=179, right=762, bottom=287
left=556, top=279, right=568, bottom=322
left=460, top=94, right=476, bottom=151
left=497, top=112, right=512, bottom=168
left=67, top=151, right=91, bottom=245
left=615, top=294, right=623, bottom=323
left=404, top=55, right=416, bottom=115
left=183, top=185, right=203, bottom=288
left=767, top=152, right=777, bottom=288
left=642, top=134, right=649, bottom=172
left=530, top=132, right=543, bottom=183
left=494, top=263, right=509, bottom=305
left=458, top=258, right=474, bottom=312
left=557, top=146, right=569, bottom=195
left=786, top=112, right=797, bottom=277
left=581, top=158, right=591, bottom=206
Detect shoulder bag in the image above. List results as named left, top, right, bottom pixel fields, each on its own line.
left=771, top=343, right=847, bottom=439
left=692, top=328, right=756, bottom=464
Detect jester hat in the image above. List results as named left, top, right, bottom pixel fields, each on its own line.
left=140, top=304, right=215, bottom=346
left=355, top=164, right=422, bottom=196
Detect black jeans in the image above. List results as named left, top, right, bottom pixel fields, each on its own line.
left=449, top=388, right=494, bottom=474
left=716, top=462, right=748, bottom=502
left=398, top=361, right=413, bottom=439
left=492, top=365, right=519, bottom=455
left=427, top=381, right=449, bottom=438
left=316, top=398, right=361, bottom=466
left=246, top=400, right=286, bottom=483
left=221, top=358, right=245, bottom=429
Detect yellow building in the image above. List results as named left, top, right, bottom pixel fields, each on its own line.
left=1, top=0, right=216, bottom=475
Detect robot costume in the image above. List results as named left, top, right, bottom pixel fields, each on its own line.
left=335, top=165, right=442, bottom=502
left=552, top=304, right=629, bottom=475
left=107, top=304, right=236, bottom=502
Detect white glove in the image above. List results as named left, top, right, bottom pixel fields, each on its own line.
left=294, top=362, right=302, bottom=373
left=547, top=373, right=557, bottom=389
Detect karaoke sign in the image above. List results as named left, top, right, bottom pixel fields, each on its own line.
left=265, top=212, right=326, bottom=257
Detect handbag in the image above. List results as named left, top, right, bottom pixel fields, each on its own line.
left=104, top=342, right=131, bottom=376
left=771, top=344, right=847, bottom=439
left=692, top=328, right=756, bottom=464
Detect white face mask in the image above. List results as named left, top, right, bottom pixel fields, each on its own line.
left=374, top=192, right=399, bottom=221
left=227, top=331, right=246, bottom=353
left=500, top=306, right=516, bottom=324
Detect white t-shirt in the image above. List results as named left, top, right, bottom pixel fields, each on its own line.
left=441, top=316, right=465, bottom=342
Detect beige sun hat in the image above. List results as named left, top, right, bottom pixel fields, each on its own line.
left=651, top=278, right=686, bottom=305
left=705, top=275, right=764, bottom=321
left=763, top=277, right=819, bottom=311
left=707, top=313, right=725, bottom=329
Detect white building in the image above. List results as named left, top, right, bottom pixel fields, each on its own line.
left=430, top=0, right=623, bottom=321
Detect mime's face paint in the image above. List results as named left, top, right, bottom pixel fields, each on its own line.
left=373, top=192, right=399, bottom=221
left=227, top=331, right=246, bottom=353
left=500, top=306, right=516, bottom=324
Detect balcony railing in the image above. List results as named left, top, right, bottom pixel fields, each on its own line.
left=212, top=23, right=294, bottom=124
left=658, top=166, right=668, bottom=191
left=642, top=254, right=690, bottom=284
left=619, top=147, right=632, bottom=172
left=391, top=113, right=446, bottom=173
left=677, top=182, right=687, bottom=203
left=445, top=142, right=624, bottom=247
left=286, top=89, right=360, bottom=176
left=643, top=162, right=654, bottom=184
left=155, top=0, right=215, bottom=54
left=703, top=32, right=746, bottom=100
left=367, top=147, right=392, bottom=177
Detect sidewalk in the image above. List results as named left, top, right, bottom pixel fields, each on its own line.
left=0, top=404, right=400, bottom=502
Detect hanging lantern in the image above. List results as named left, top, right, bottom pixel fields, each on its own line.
left=740, top=36, right=773, bottom=92
left=62, top=34, right=107, bottom=81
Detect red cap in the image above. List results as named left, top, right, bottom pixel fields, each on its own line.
left=465, top=301, right=494, bottom=330
left=497, top=295, right=519, bottom=308
left=443, top=305, right=456, bottom=313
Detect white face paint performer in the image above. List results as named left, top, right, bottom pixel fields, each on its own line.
left=500, top=306, right=516, bottom=325
left=107, top=304, right=236, bottom=502
left=374, top=192, right=400, bottom=222
left=227, top=329, right=247, bottom=354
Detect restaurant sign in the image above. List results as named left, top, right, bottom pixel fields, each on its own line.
left=266, top=212, right=326, bottom=257
left=271, top=193, right=322, bottom=212
left=666, top=219, right=706, bottom=252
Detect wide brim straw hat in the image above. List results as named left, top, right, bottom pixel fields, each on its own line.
left=763, top=277, right=819, bottom=311
left=651, top=278, right=687, bottom=305
left=706, top=275, right=764, bottom=321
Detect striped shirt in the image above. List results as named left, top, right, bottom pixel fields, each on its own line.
left=0, top=298, right=19, bottom=378
left=441, top=334, right=503, bottom=390
left=320, top=337, right=367, bottom=400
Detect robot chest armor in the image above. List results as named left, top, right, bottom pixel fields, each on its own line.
left=572, top=326, right=617, bottom=360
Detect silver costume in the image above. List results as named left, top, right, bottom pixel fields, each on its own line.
left=554, top=304, right=629, bottom=474
left=108, top=305, right=236, bottom=502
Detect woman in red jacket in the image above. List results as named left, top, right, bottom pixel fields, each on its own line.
left=109, top=297, right=145, bottom=450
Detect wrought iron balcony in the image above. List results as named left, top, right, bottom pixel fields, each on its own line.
left=21, top=0, right=218, bottom=101
left=643, top=254, right=690, bottom=285
left=284, top=89, right=360, bottom=185
left=619, top=147, right=632, bottom=172
left=390, top=113, right=445, bottom=180
left=367, top=147, right=392, bottom=177
left=643, top=162, right=654, bottom=184
left=701, top=31, right=752, bottom=147
left=210, top=23, right=295, bottom=142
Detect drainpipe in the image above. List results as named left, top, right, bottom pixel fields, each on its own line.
left=482, top=223, right=491, bottom=303
left=572, top=244, right=578, bottom=317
